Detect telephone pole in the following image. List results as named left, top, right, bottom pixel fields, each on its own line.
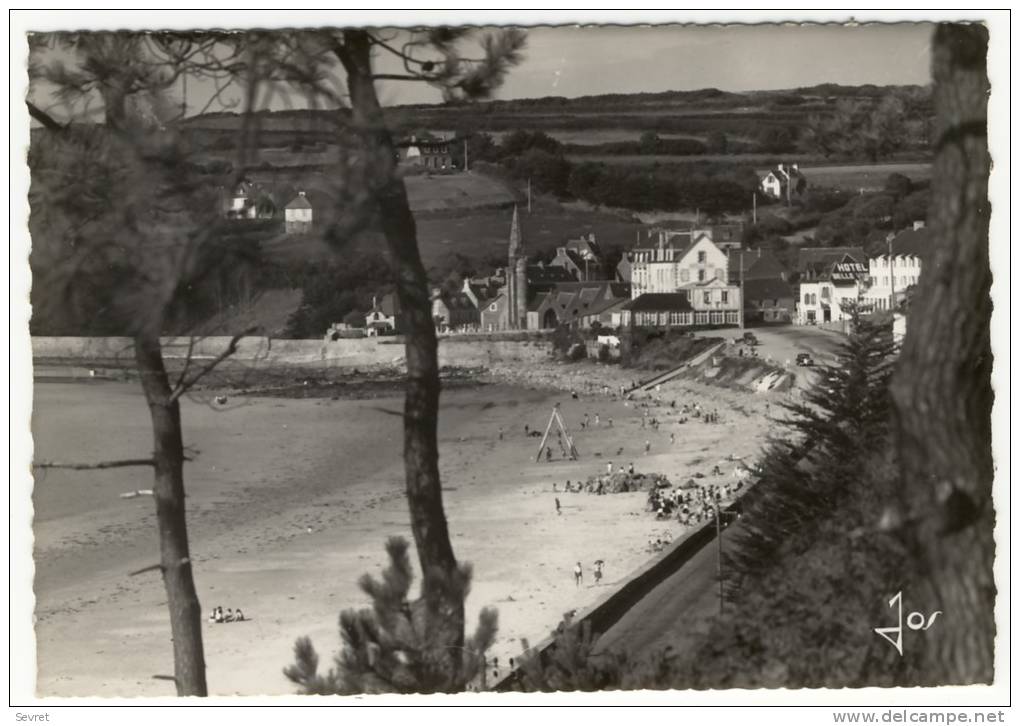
left=527, top=178, right=532, bottom=213
left=739, top=249, right=745, bottom=330
left=752, top=191, right=757, bottom=224
left=463, top=138, right=469, bottom=173
left=888, top=234, right=896, bottom=314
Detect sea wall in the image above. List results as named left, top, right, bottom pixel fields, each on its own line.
left=494, top=499, right=743, bottom=691
left=31, top=335, right=554, bottom=371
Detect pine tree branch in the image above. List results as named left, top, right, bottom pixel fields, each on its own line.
left=169, top=327, right=258, bottom=402
left=35, top=458, right=155, bottom=470
left=26, top=101, right=65, bottom=131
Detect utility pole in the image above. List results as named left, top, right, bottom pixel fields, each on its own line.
left=739, top=249, right=745, bottom=330
left=715, top=502, right=725, bottom=615
left=527, top=178, right=532, bottom=213
left=752, top=191, right=757, bottom=224
left=888, top=234, right=896, bottom=314
left=464, top=138, right=469, bottom=173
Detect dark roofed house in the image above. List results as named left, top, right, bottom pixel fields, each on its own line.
left=743, top=278, right=796, bottom=323
left=529, top=280, right=631, bottom=330
left=285, top=190, right=313, bottom=233
left=432, top=288, right=479, bottom=332
left=365, top=292, right=403, bottom=335
left=727, top=247, right=787, bottom=284
left=886, top=226, right=934, bottom=262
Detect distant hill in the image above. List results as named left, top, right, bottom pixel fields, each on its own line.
left=179, top=83, right=930, bottom=145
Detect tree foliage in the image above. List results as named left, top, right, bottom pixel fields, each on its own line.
left=284, top=537, right=498, bottom=694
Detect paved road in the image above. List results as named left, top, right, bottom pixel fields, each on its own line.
left=596, top=517, right=746, bottom=662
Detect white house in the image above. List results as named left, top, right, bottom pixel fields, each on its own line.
left=626, top=230, right=741, bottom=327
left=629, top=231, right=731, bottom=297
left=285, top=191, right=313, bottom=233
left=860, top=223, right=929, bottom=313
left=797, top=253, right=870, bottom=325
left=227, top=180, right=275, bottom=220
left=759, top=163, right=806, bottom=201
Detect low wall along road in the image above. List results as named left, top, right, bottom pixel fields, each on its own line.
left=31, top=335, right=555, bottom=371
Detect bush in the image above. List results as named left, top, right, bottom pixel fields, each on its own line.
left=284, top=537, right=497, bottom=695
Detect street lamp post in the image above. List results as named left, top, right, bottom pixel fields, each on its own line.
left=714, top=502, right=740, bottom=615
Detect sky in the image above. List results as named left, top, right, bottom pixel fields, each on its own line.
left=374, top=24, right=934, bottom=106
left=27, top=23, right=934, bottom=121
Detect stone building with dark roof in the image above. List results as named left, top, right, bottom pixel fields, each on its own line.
left=743, top=278, right=796, bottom=323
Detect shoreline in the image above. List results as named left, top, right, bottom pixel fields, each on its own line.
left=31, top=360, right=780, bottom=696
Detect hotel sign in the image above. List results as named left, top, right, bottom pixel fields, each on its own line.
left=832, top=261, right=868, bottom=284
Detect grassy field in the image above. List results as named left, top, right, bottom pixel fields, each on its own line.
left=793, top=162, right=933, bottom=191
left=256, top=194, right=643, bottom=275
left=565, top=152, right=808, bottom=166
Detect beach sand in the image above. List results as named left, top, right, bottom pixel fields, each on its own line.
left=29, top=369, right=776, bottom=696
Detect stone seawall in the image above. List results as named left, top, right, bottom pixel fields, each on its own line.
left=31, top=336, right=554, bottom=371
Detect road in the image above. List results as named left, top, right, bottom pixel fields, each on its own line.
left=596, top=517, right=746, bottom=662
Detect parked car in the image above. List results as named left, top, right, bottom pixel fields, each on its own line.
left=742, top=332, right=759, bottom=346
left=796, top=353, right=814, bottom=366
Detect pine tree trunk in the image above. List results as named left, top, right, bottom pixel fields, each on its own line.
left=889, top=23, right=994, bottom=685
left=335, top=32, right=464, bottom=648
left=134, top=333, right=208, bottom=696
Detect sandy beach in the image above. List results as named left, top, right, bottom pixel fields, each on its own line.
left=30, top=365, right=778, bottom=696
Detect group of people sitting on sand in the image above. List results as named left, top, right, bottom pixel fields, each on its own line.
left=208, top=606, right=246, bottom=624
left=649, top=482, right=739, bottom=526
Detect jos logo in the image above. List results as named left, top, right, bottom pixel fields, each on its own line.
left=874, top=591, right=942, bottom=656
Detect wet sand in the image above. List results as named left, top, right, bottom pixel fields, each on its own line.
left=30, top=372, right=775, bottom=696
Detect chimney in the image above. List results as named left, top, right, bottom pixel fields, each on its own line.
left=299, top=190, right=306, bottom=197
left=777, top=163, right=785, bottom=175
left=589, top=232, right=596, bottom=244
left=792, top=163, right=799, bottom=172
left=913, top=220, right=925, bottom=231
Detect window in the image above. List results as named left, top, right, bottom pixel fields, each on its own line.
left=703, top=292, right=711, bottom=305
left=804, top=293, right=811, bottom=305
left=490, top=303, right=498, bottom=311
left=698, top=269, right=706, bottom=282
left=726, top=311, right=740, bottom=324
left=680, top=269, right=689, bottom=282
left=711, top=311, right=724, bottom=324
left=695, top=311, right=709, bottom=325
left=698, top=251, right=707, bottom=263
left=721, top=291, right=729, bottom=304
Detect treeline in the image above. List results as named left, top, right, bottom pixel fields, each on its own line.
left=743, top=173, right=931, bottom=274
left=469, top=129, right=758, bottom=214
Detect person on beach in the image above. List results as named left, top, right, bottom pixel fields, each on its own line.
left=525, top=424, right=530, bottom=436
left=607, top=461, right=613, bottom=475
left=594, top=413, right=600, bottom=426
left=574, top=561, right=583, bottom=587
left=645, top=441, right=651, bottom=455
left=593, top=560, right=604, bottom=585
left=214, top=606, right=225, bottom=623
left=545, top=447, right=553, bottom=462
left=608, top=417, right=613, bottom=428
left=555, top=498, right=562, bottom=515
left=225, top=608, right=235, bottom=623
left=628, top=462, right=635, bottom=475
left=234, top=609, right=245, bottom=622
left=208, top=607, right=218, bottom=623
left=499, top=427, right=504, bottom=441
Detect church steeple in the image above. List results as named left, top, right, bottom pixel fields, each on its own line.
left=508, top=205, right=523, bottom=260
